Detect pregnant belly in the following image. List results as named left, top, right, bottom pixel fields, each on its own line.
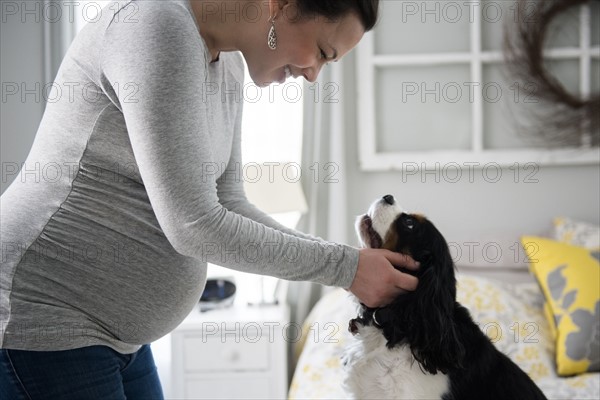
left=82, top=255, right=208, bottom=344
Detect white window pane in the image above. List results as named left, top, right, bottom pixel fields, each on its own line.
left=482, top=0, right=580, bottom=52
left=544, top=59, right=580, bottom=95
left=482, top=61, right=579, bottom=150
left=481, top=0, right=513, bottom=52
left=375, top=0, right=470, bottom=54
left=482, top=63, right=543, bottom=149
left=375, top=65, right=472, bottom=152
left=544, top=4, right=580, bottom=49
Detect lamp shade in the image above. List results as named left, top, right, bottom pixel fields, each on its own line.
left=243, top=163, right=308, bottom=215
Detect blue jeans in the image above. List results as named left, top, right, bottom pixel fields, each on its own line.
left=0, top=344, right=164, bottom=399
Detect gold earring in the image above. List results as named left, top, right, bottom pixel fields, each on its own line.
left=267, top=15, right=277, bottom=50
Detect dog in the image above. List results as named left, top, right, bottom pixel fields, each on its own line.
left=342, top=195, right=547, bottom=400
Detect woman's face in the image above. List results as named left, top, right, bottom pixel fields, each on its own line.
left=243, top=5, right=365, bottom=87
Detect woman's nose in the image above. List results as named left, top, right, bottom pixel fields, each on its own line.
left=302, top=63, right=324, bottom=83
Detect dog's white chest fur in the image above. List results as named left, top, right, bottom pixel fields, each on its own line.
left=343, top=325, right=449, bottom=400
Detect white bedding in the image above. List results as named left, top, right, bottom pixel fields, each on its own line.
left=288, top=274, right=600, bottom=400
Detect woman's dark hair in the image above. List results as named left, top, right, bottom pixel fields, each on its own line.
left=293, top=0, right=380, bottom=31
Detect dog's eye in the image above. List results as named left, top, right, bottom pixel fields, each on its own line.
left=404, top=217, right=415, bottom=230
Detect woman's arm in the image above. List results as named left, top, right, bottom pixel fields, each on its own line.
left=100, top=2, right=357, bottom=287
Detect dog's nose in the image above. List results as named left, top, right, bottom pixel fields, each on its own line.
left=383, top=195, right=395, bottom=205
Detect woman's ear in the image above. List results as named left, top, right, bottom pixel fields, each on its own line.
left=268, top=0, right=286, bottom=18
left=277, top=0, right=302, bottom=22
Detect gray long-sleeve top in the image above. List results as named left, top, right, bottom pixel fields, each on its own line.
left=0, top=0, right=359, bottom=354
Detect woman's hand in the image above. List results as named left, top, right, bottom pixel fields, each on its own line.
left=349, top=248, right=420, bottom=308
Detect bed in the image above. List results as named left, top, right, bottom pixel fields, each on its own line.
left=288, top=273, right=600, bottom=399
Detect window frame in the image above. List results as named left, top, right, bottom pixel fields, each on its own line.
left=356, top=1, right=600, bottom=171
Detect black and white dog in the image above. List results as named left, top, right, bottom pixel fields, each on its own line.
left=343, top=195, right=547, bottom=400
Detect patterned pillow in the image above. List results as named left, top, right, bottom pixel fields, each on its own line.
left=522, top=236, right=600, bottom=376
left=552, top=217, right=600, bottom=250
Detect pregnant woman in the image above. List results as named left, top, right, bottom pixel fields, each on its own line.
left=0, top=1, right=418, bottom=398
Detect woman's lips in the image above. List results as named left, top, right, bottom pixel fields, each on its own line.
left=277, top=65, right=292, bottom=84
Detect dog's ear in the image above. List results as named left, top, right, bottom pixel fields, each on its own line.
left=409, top=258, right=465, bottom=375
left=378, top=217, right=466, bottom=374
left=400, top=228, right=465, bottom=375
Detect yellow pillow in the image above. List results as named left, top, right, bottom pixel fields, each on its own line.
left=521, top=236, right=600, bottom=376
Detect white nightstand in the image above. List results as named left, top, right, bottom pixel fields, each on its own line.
left=171, top=299, right=290, bottom=399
